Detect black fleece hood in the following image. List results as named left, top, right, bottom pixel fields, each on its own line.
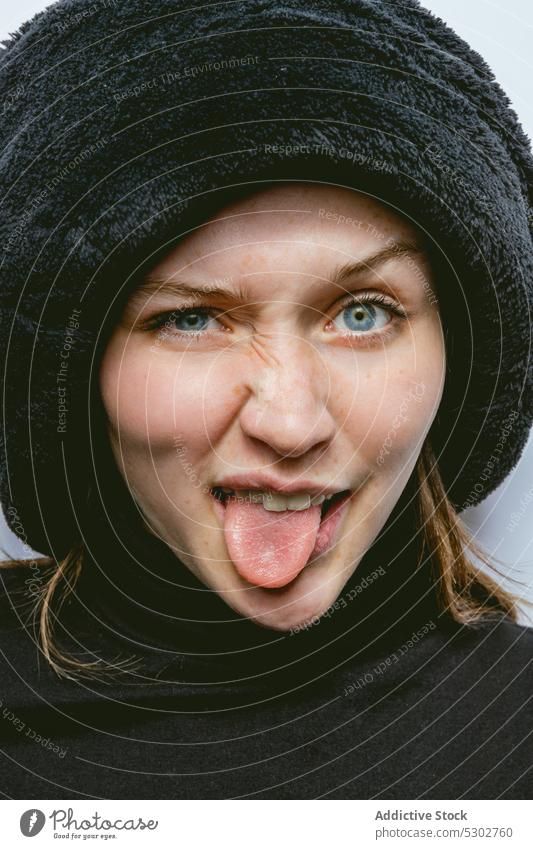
left=0, top=0, right=533, bottom=561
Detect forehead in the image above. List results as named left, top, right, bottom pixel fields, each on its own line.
left=145, top=183, right=424, bottom=282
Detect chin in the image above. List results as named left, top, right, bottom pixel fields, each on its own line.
left=241, top=605, right=314, bottom=632
left=214, top=559, right=350, bottom=633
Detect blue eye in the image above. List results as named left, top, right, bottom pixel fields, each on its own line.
left=333, top=299, right=391, bottom=334
left=172, top=308, right=214, bottom=333
left=145, top=293, right=405, bottom=344
left=166, top=307, right=222, bottom=336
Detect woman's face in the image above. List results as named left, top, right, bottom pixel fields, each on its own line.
left=100, top=183, right=445, bottom=631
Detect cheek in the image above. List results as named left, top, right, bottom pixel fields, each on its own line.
left=99, top=338, right=241, bottom=454
left=334, top=327, right=445, bottom=468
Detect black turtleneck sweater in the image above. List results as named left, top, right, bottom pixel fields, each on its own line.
left=0, top=500, right=531, bottom=800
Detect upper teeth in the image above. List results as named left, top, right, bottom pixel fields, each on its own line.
left=222, top=489, right=328, bottom=511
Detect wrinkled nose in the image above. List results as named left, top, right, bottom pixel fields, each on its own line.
left=238, top=335, right=336, bottom=458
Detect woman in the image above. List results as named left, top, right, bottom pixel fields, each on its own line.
left=0, top=0, right=531, bottom=799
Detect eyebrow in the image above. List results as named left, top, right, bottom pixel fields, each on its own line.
left=137, top=238, right=423, bottom=304
left=329, top=238, right=422, bottom=287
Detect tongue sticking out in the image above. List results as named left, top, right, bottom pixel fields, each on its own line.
left=223, top=498, right=322, bottom=588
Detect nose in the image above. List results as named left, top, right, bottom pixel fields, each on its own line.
left=238, top=334, right=337, bottom=459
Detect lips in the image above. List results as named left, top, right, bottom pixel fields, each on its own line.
left=212, top=473, right=344, bottom=497
left=309, top=489, right=353, bottom=560
left=211, top=486, right=350, bottom=517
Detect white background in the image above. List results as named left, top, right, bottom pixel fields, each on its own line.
left=1, top=0, right=532, bottom=621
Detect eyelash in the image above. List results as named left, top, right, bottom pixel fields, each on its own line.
left=143, top=292, right=407, bottom=345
